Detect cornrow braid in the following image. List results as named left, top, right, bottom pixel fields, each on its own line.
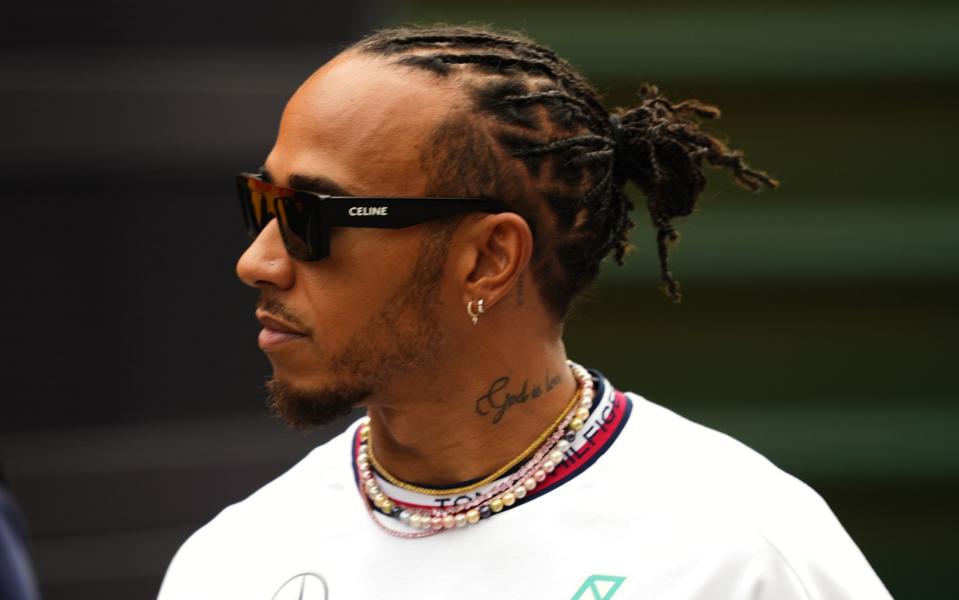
left=352, top=24, right=778, bottom=315
left=365, top=27, right=613, bottom=144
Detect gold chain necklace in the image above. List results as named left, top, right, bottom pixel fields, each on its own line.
left=366, top=367, right=586, bottom=496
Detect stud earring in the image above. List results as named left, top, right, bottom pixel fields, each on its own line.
left=467, top=299, right=485, bottom=325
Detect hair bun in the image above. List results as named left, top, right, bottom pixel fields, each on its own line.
left=613, top=84, right=779, bottom=301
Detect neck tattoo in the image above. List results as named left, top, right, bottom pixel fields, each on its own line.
left=355, top=360, right=594, bottom=538
left=474, top=369, right=563, bottom=425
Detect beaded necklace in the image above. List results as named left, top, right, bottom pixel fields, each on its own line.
left=355, top=360, right=594, bottom=538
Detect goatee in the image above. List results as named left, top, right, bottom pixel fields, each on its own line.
left=266, top=378, right=371, bottom=429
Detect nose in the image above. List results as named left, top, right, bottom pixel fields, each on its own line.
left=236, top=219, right=295, bottom=290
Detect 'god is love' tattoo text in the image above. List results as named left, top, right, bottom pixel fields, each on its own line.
left=474, top=370, right=562, bottom=425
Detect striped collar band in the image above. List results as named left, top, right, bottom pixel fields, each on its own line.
left=351, top=369, right=633, bottom=535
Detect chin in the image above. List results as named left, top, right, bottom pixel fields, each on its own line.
left=266, top=377, right=371, bottom=429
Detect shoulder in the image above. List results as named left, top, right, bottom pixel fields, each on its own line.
left=157, top=419, right=361, bottom=598
left=613, top=392, right=892, bottom=599
left=620, top=391, right=824, bottom=512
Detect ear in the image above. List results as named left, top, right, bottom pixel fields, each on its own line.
left=453, top=213, right=533, bottom=311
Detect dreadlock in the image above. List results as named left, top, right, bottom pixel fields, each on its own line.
left=351, top=24, right=779, bottom=316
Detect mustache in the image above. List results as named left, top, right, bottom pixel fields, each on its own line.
left=256, top=294, right=312, bottom=336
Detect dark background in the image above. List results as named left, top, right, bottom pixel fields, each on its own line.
left=1, top=0, right=956, bottom=598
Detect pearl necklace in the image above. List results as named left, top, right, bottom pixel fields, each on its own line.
left=355, top=360, right=594, bottom=538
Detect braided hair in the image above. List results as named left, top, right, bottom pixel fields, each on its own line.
left=351, top=24, right=779, bottom=317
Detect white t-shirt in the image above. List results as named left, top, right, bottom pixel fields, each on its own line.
left=159, top=371, right=893, bottom=599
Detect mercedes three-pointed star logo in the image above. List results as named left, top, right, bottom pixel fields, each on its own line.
left=271, top=572, right=330, bottom=600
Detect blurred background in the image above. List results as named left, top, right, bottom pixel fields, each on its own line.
left=0, top=0, right=956, bottom=598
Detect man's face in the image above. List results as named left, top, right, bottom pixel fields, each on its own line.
left=235, top=52, right=464, bottom=427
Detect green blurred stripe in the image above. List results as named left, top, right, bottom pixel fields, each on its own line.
left=603, top=199, right=959, bottom=282
left=402, top=4, right=959, bottom=81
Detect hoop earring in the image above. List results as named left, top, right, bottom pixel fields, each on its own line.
left=467, top=299, right=485, bottom=325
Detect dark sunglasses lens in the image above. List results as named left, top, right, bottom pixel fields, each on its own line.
left=278, top=197, right=321, bottom=260
left=238, top=184, right=273, bottom=238
left=236, top=176, right=326, bottom=260
left=237, top=183, right=255, bottom=238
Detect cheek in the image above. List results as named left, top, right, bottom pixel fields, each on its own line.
left=297, top=228, right=427, bottom=330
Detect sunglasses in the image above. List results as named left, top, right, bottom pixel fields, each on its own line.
left=236, top=173, right=509, bottom=261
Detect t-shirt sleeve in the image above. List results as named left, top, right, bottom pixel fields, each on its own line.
left=756, top=482, right=895, bottom=600
left=156, top=506, right=240, bottom=600
left=157, top=530, right=204, bottom=600
left=678, top=526, right=892, bottom=600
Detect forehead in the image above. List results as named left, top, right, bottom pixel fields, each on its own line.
left=266, top=51, right=465, bottom=196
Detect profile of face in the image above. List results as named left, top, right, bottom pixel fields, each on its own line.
left=235, top=52, right=466, bottom=428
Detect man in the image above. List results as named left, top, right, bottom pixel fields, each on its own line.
left=159, top=25, right=892, bottom=599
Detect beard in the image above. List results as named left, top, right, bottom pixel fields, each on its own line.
left=266, top=377, right=369, bottom=428
left=265, top=227, right=453, bottom=429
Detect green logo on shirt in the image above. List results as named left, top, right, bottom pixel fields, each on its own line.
left=570, top=574, right=625, bottom=600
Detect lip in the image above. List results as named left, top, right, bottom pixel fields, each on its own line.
left=256, top=310, right=307, bottom=350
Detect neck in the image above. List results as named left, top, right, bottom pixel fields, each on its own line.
left=364, top=327, right=577, bottom=488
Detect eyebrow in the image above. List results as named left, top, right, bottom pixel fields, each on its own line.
left=258, top=165, right=353, bottom=197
